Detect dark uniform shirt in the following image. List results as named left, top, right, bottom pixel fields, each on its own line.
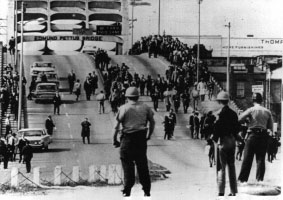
left=213, top=105, right=240, bottom=142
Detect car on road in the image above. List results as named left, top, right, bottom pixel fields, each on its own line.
left=30, top=61, right=56, bottom=76
left=32, top=82, right=59, bottom=103
left=17, top=128, right=52, bottom=150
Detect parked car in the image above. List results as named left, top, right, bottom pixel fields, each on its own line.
left=30, top=61, right=56, bottom=76
left=17, top=128, right=52, bottom=150
left=32, top=71, right=59, bottom=83
left=32, top=82, right=59, bottom=103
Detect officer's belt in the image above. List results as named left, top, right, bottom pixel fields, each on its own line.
left=249, top=128, right=267, bottom=134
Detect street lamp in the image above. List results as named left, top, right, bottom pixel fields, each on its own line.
left=225, top=22, right=231, bottom=94
left=196, top=0, right=203, bottom=83
left=17, top=0, right=25, bottom=130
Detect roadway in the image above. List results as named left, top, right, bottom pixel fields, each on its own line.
left=3, top=52, right=280, bottom=199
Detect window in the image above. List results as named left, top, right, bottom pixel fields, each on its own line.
left=236, top=82, right=245, bottom=98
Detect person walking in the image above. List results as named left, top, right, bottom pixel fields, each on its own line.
left=5, top=114, right=11, bottom=138
left=73, top=79, right=81, bottom=101
left=45, top=115, right=55, bottom=136
left=192, top=83, right=199, bottom=111
left=22, top=140, right=33, bottom=173
left=193, top=112, right=200, bottom=139
left=0, top=136, right=9, bottom=169
left=168, top=109, right=177, bottom=139
left=163, top=115, right=171, bottom=140
left=189, top=111, right=195, bottom=139
left=151, top=89, right=159, bottom=112
left=16, top=135, right=26, bottom=163
left=97, top=91, right=106, bottom=114
left=197, top=78, right=207, bottom=102
left=84, top=77, right=92, bottom=101
left=238, top=93, right=273, bottom=183
left=8, top=36, right=15, bottom=55
left=212, top=91, right=241, bottom=196
left=7, top=133, right=17, bottom=161
left=112, top=87, right=155, bottom=197
left=68, top=70, right=76, bottom=94
left=53, top=92, right=62, bottom=115
left=81, top=118, right=91, bottom=144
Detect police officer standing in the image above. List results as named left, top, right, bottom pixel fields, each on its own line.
left=53, top=92, right=62, bottom=115
left=212, top=91, right=241, bottom=196
left=238, top=93, right=273, bottom=183
left=22, top=140, right=33, bottom=173
left=45, top=115, right=55, bottom=136
left=113, top=87, right=155, bottom=197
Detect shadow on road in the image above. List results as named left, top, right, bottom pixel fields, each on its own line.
left=33, top=148, right=71, bottom=153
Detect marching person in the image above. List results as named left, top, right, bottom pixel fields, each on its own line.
left=81, top=118, right=91, bottom=144
left=197, top=78, right=207, bottom=102
left=0, top=136, right=9, bottom=169
left=113, top=87, right=155, bottom=197
left=5, top=114, right=11, bottom=138
left=73, top=79, right=82, bottom=101
left=97, top=91, right=106, bottom=114
left=168, top=109, right=177, bottom=139
left=84, top=77, right=92, bottom=101
left=53, top=92, right=62, bottom=115
left=238, top=93, right=273, bottom=183
left=16, top=135, right=26, bottom=163
left=45, top=115, right=55, bottom=136
left=212, top=91, right=241, bottom=196
left=67, top=70, right=76, bottom=94
left=22, top=140, right=33, bottom=173
left=7, top=133, right=17, bottom=161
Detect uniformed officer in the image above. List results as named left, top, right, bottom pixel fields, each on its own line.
left=113, top=87, right=155, bottom=197
left=238, top=93, right=273, bottom=183
left=212, top=91, right=241, bottom=196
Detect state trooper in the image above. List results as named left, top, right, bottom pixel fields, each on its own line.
left=212, top=91, right=241, bottom=196
left=113, top=87, right=155, bottom=197
left=238, top=93, right=273, bottom=183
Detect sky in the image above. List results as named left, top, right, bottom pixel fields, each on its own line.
left=0, top=0, right=282, bottom=43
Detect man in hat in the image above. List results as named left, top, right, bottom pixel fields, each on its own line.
left=212, top=91, right=242, bottom=196
left=113, top=87, right=155, bottom=197
left=45, top=115, right=55, bottom=136
left=238, top=93, right=273, bottom=183
left=81, top=118, right=91, bottom=144
left=22, top=140, right=33, bottom=173
left=53, top=92, right=62, bottom=115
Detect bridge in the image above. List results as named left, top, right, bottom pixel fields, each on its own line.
left=7, top=0, right=130, bottom=54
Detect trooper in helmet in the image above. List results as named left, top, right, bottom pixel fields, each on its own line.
left=238, top=92, right=273, bottom=183
left=212, top=91, right=242, bottom=196
left=113, top=87, right=155, bottom=197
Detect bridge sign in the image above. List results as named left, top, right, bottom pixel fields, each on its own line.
left=96, top=25, right=122, bottom=35
left=73, top=28, right=93, bottom=35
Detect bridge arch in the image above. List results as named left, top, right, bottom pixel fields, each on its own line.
left=8, top=0, right=130, bottom=54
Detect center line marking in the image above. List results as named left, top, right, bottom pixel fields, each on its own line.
left=66, top=113, right=69, bottom=117
left=70, top=135, right=73, bottom=139
left=68, top=123, right=71, bottom=128
left=63, top=104, right=66, bottom=108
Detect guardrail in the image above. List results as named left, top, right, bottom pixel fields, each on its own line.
left=0, top=164, right=123, bottom=188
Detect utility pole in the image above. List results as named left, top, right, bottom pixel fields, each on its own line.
left=131, top=0, right=135, bottom=50
left=225, top=22, right=231, bottom=94
left=158, top=0, right=160, bottom=35
left=197, top=0, right=202, bottom=83
left=18, top=1, right=25, bottom=130
left=15, top=0, right=18, bottom=67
